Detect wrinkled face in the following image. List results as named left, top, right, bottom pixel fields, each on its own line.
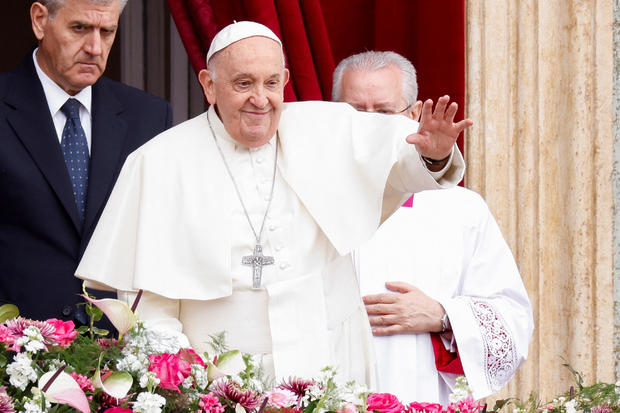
left=199, top=36, right=289, bottom=148
left=339, top=65, right=415, bottom=119
left=31, top=0, right=120, bottom=95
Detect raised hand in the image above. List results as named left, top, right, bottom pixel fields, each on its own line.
left=406, top=95, right=473, bottom=161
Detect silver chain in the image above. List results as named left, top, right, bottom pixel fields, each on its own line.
left=206, top=111, right=278, bottom=246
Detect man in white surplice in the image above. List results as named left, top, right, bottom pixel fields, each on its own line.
left=333, top=50, right=533, bottom=402
left=75, top=22, right=473, bottom=386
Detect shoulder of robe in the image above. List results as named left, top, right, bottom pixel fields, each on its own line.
left=413, top=186, right=491, bottom=225
left=126, top=111, right=210, bottom=161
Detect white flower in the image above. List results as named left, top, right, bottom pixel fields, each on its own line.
left=341, top=382, right=368, bottom=405
left=6, top=352, right=38, bottom=391
left=15, top=326, right=47, bottom=354
left=192, top=364, right=209, bottom=390
left=22, top=393, right=51, bottom=413
left=139, top=372, right=160, bottom=389
left=132, top=392, right=166, bottom=413
left=182, top=375, right=194, bottom=389
left=449, top=376, right=472, bottom=403
left=565, top=399, right=577, bottom=413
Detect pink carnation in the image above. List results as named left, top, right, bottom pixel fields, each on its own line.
left=199, top=392, right=225, bottom=413
left=47, top=319, right=78, bottom=347
left=445, top=398, right=483, bottom=413
left=409, top=402, right=444, bottom=413
left=366, top=393, right=406, bottom=413
left=70, top=372, right=95, bottom=393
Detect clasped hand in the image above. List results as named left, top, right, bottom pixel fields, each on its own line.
left=363, top=281, right=446, bottom=336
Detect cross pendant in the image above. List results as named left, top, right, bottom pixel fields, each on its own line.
left=242, top=244, right=275, bottom=289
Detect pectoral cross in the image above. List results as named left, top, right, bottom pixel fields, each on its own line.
left=242, top=244, right=274, bottom=289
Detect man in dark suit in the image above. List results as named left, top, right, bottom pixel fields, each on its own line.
left=0, top=0, right=171, bottom=323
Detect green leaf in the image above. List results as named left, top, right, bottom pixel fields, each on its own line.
left=562, top=363, right=584, bottom=390
left=83, top=303, right=103, bottom=322
left=0, top=304, right=19, bottom=322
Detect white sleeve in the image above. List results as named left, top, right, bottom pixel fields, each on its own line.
left=438, top=195, right=533, bottom=400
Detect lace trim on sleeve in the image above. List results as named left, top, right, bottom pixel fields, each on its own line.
left=468, top=299, right=517, bottom=391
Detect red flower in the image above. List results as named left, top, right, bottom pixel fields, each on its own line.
left=366, top=393, right=406, bottom=413
left=46, top=318, right=78, bottom=347
left=102, top=408, right=132, bottom=413
left=408, top=402, right=444, bottom=413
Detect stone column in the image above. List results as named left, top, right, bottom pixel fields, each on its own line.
left=466, top=0, right=614, bottom=401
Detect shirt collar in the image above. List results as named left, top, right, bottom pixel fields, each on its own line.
left=32, top=48, right=92, bottom=118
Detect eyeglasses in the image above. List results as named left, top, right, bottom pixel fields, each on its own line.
left=355, top=103, right=411, bottom=115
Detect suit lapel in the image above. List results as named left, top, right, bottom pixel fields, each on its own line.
left=4, top=58, right=82, bottom=232
left=83, top=79, right=128, bottom=238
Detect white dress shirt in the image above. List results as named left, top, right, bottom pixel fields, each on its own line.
left=32, top=48, right=93, bottom=153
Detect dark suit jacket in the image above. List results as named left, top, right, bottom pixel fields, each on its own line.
left=0, top=55, right=172, bottom=323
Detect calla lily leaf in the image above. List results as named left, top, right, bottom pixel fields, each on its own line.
left=81, top=295, right=136, bottom=336
left=92, top=354, right=133, bottom=399
left=38, top=371, right=90, bottom=413
left=0, top=304, right=19, bottom=323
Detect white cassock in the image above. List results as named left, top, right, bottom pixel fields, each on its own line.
left=355, top=187, right=533, bottom=403
left=76, top=101, right=464, bottom=386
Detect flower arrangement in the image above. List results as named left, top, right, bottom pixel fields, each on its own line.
left=1, top=291, right=563, bottom=413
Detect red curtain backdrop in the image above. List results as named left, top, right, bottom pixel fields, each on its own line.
left=167, top=0, right=465, bottom=152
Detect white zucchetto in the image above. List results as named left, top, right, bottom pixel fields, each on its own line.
left=206, top=21, right=283, bottom=64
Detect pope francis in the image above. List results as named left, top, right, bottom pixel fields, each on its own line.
left=75, top=21, right=473, bottom=386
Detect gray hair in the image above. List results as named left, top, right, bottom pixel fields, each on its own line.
left=332, top=51, right=418, bottom=105
left=39, top=0, right=128, bottom=18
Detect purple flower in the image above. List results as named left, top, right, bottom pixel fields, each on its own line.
left=212, top=379, right=261, bottom=410
left=278, top=377, right=316, bottom=398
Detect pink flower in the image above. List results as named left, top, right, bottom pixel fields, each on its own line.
left=592, top=405, right=612, bottom=413
left=102, top=408, right=133, bottom=413
left=148, top=353, right=187, bottom=393
left=46, top=319, right=78, bottom=347
left=264, top=389, right=297, bottom=408
left=5, top=317, right=56, bottom=351
left=0, top=387, right=15, bottom=413
left=278, top=377, right=316, bottom=398
left=366, top=393, right=406, bottom=413
left=445, top=398, right=483, bottom=413
left=70, top=372, right=95, bottom=393
left=199, top=392, right=225, bottom=413
left=177, top=348, right=205, bottom=368
left=338, top=402, right=360, bottom=413
left=212, top=379, right=261, bottom=410
left=408, top=402, right=444, bottom=413
left=0, top=325, right=16, bottom=351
